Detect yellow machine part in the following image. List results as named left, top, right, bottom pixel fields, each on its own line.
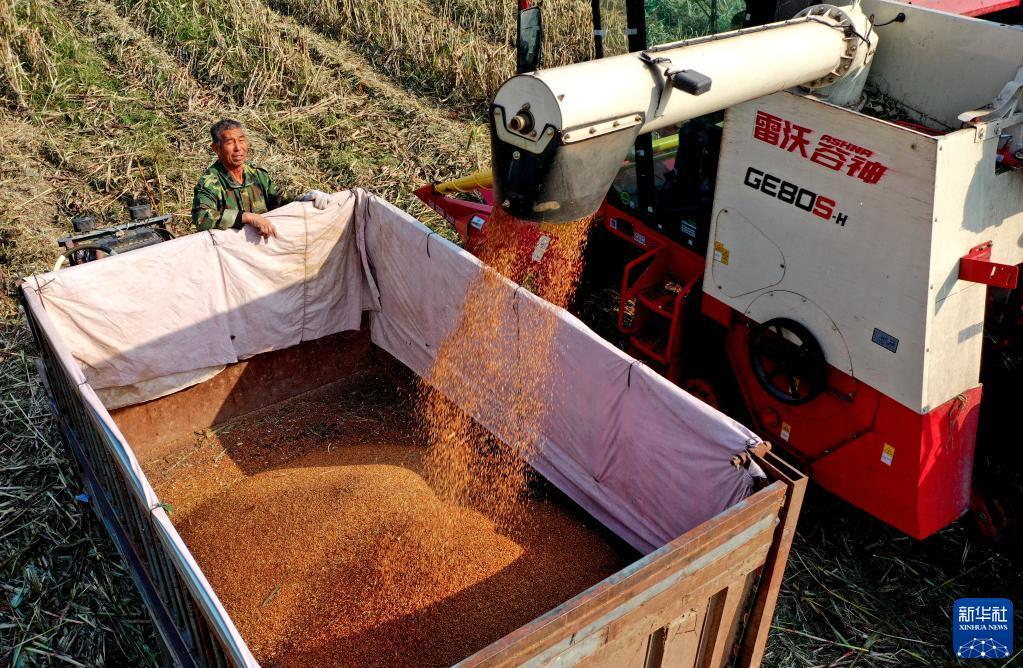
left=434, top=170, right=495, bottom=195
left=433, top=134, right=682, bottom=195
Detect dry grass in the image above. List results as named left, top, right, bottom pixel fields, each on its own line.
left=0, top=0, right=485, bottom=236
left=107, top=0, right=485, bottom=219
left=266, top=0, right=513, bottom=110
left=0, top=0, right=483, bottom=663
left=0, top=325, right=157, bottom=665
left=265, top=0, right=598, bottom=112
left=428, top=0, right=596, bottom=67
left=767, top=488, right=1020, bottom=667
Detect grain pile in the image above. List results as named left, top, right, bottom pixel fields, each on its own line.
left=145, top=373, right=629, bottom=667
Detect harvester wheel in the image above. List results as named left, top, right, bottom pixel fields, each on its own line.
left=749, top=318, right=827, bottom=405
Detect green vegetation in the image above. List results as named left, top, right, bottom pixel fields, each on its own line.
left=0, top=0, right=482, bottom=662
left=645, top=0, right=748, bottom=43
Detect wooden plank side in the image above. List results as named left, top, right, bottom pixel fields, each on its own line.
left=661, top=607, right=703, bottom=668
left=695, top=588, right=728, bottom=668
left=698, top=576, right=752, bottom=668
left=460, top=485, right=785, bottom=666
left=716, top=570, right=761, bottom=668
left=534, top=533, right=775, bottom=668
left=601, top=530, right=776, bottom=652
left=575, top=630, right=652, bottom=668
left=738, top=452, right=808, bottom=667
left=463, top=493, right=783, bottom=668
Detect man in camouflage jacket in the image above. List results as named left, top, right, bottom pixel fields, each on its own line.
left=191, top=119, right=332, bottom=237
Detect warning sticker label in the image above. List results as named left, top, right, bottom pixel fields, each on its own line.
left=881, top=444, right=895, bottom=466
left=714, top=241, right=730, bottom=265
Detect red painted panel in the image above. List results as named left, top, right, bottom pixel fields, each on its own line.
left=701, top=293, right=733, bottom=327
left=959, top=242, right=1020, bottom=289
left=728, top=320, right=980, bottom=538
left=901, top=0, right=1020, bottom=16
left=811, top=388, right=980, bottom=538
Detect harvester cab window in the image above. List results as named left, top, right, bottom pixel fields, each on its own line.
left=609, top=125, right=680, bottom=212
left=608, top=118, right=722, bottom=253
left=597, top=0, right=632, bottom=56
left=609, top=159, right=639, bottom=213
left=594, top=0, right=735, bottom=254
left=654, top=117, right=722, bottom=252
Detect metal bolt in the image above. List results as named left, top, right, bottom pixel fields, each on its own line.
left=546, top=128, right=554, bottom=136
left=512, top=150, right=521, bottom=160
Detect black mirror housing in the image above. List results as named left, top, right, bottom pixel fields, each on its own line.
left=516, top=7, right=543, bottom=74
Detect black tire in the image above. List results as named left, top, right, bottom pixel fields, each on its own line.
left=749, top=317, right=827, bottom=405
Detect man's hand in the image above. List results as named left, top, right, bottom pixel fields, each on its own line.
left=241, top=212, right=277, bottom=238
left=300, top=189, right=333, bottom=210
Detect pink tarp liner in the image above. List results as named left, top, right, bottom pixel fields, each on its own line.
left=362, top=194, right=758, bottom=552
left=24, top=189, right=757, bottom=553
left=27, top=193, right=366, bottom=388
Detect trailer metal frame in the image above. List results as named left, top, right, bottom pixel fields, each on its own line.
left=21, top=282, right=805, bottom=667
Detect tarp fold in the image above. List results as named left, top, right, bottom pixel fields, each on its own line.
left=24, top=188, right=757, bottom=553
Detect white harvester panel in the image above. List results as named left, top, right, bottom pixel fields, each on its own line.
left=706, top=89, right=1023, bottom=414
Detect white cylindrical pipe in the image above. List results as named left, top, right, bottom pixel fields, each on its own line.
left=490, top=3, right=875, bottom=222
left=493, top=6, right=873, bottom=149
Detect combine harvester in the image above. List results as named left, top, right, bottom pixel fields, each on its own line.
left=419, top=0, right=1023, bottom=541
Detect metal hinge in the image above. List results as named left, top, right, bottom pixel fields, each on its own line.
left=732, top=441, right=772, bottom=469
left=960, top=66, right=1023, bottom=143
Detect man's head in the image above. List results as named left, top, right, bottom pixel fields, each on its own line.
left=210, top=119, right=247, bottom=172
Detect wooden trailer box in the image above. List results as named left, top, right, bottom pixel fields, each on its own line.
left=21, top=190, right=804, bottom=667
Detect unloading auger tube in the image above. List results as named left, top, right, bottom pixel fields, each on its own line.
left=490, top=2, right=878, bottom=223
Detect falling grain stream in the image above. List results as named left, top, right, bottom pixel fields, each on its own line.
left=145, top=213, right=617, bottom=666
